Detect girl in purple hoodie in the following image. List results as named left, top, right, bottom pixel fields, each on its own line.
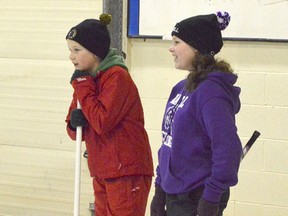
left=150, top=12, right=242, bottom=216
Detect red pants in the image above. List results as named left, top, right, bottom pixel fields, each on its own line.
left=93, top=175, right=152, bottom=216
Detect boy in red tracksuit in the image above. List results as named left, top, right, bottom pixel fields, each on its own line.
left=65, top=14, right=153, bottom=216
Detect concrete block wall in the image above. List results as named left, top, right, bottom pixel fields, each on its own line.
left=0, top=0, right=102, bottom=215
left=1, top=0, right=288, bottom=215
left=129, top=39, right=288, bottom=216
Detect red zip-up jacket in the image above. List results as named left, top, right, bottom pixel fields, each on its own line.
left=66, top=66, right=154, bottom=179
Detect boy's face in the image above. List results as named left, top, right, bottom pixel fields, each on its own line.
left=67, top=39, right=100, bottom=72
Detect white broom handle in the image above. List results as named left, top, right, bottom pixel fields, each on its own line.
left=74, top=100, right=82, bottom=216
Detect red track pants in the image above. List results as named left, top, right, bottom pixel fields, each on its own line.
left=93, top=175, right=152, bottom=216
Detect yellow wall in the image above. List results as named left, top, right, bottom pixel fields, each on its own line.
left=0, top=0, right=101, bottom=215
left=128, top=39, right=288, bottom=216
left=0, top=0, right=288, bottom=215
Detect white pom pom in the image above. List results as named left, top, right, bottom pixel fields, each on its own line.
left=216, top=11, right=230, bottom=30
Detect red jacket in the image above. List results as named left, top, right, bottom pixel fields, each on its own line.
left=66, top=66, right=154, bottom=179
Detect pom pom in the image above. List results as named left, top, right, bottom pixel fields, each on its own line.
left=216, top=11, right=230, bottom=30
left=99, top=13, right=112, bottom=26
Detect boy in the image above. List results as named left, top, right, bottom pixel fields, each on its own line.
left=65, top=14, right=153, bottom=216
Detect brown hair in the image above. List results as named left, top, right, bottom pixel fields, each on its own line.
left=185, top=54, right=234, bottom=92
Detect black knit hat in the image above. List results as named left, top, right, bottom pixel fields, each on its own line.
left=171, top=11, right=230, bottom=55
left=66, top=14, right=112, bottom=60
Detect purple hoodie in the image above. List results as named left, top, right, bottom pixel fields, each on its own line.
left=156, top=71, right=242, bottom=203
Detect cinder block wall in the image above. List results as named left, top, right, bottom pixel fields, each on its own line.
left=129, top=39, right=288, bottom=216
left=0, top=1, right=102, bottom=215
left=1, top=1, right=288, bottom=216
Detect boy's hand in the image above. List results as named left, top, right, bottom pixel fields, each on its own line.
left=70, top=70, right=91, bottom=84
left=70, top=108, right=88, bottom=128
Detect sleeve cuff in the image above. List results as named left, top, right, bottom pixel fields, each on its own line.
left=202, top=187, right=222, bottom=203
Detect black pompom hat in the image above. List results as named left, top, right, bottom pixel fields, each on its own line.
left=66, top=14, right=112, bottom=60
left=171, top=11, right=230, bottom=55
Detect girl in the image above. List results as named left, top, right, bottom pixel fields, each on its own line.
left=151, top=12, right=242, bottom=216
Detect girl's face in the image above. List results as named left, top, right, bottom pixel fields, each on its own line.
left=169, top=36, right=197, bottom=71
left=67, top=39, right=101, bottom=72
